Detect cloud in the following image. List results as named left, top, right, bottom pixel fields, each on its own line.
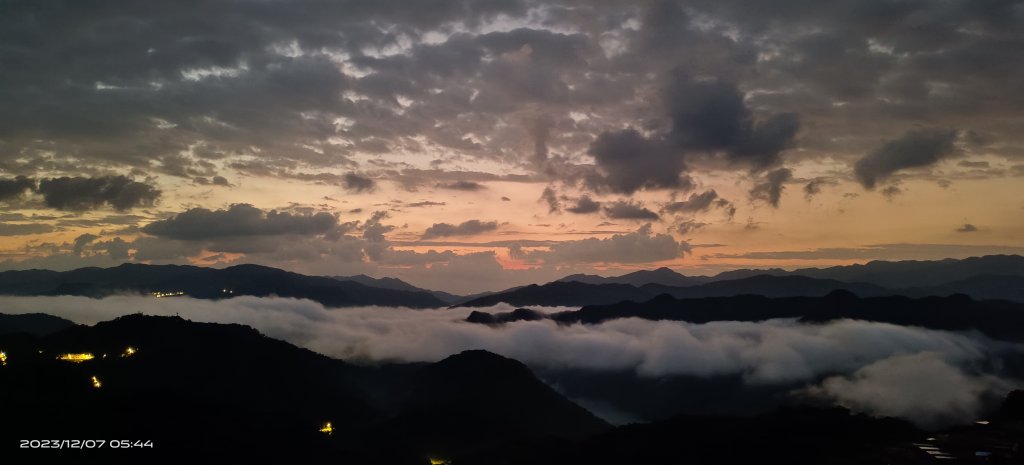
left=421, top=219, right=499, bottom=239
left=436, top=181, right=486, bottom=191
left=667, top=77, right=799, bottom=171
left=664, top=190, right=735, bottom=218
left=95, top=237, right=131, bottom=260
left=514, top=224, right=688, bottom=264
left=881, top=185, right=904, bottom=199
left=955, top=223, right=978, bottom=233
left=36, top=176, right=161, bottom=211
left=566, top=195, right=601, bottom=214
left=405, top=201, right=446, bottom=208
left=585, top=128, right=691, bottom=194
left=1, top=295, right=1019, bottom=426
left=0, top=223, right=56, bottom=236
left=749, top=168, right=793, bottom=207
left=802, top=352, right=1012, bottom=427
left=73, top=233, right=99, bottom=256
left=343, top=173, right=376, bottom=193
left=663, top=190, right=722, bottom=213
left=603, top=201, right=659, bottom=220
left=854, top=129, right=960, bottom=188
left=803, top=177, right=837, bottom=199
left=714, top=243, right=1024, bottom=261
left=0, top=176, right=35, bottom=201
left=675, top=219, right=708, bottom=235
left=540, top=186, right=560, bottom=213
left=142, top=203, right=339, bottom=240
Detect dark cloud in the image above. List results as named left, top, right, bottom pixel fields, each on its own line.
left=663, top=190, right=722, bottom=214
left=343, top=173, right=376, bottom=193
left=749, top=168, right=793, bottom=207
left=422, top=219, right=499, bottom=239
left=95, top=237, right=130, bottom=260
left=803, top=178, right=837, bottom=200
left=603, top=201, right=660, bottom=221
left=406, top=201, right=446, bottom=208
left=881, top=185, right=904, bottom=199
left=955, top=223, right=978, bottom=233
left=0, top=223, right=56, bottom=236
left=436, top=180, right=486, bottom=191
left=585, top=129, right=691, bottom=194
left=854, top=129, right=960, bottom=188
left=36, top=176, right=161, bottom=211
left=73, top=234, right=99, bottom=256
left=675, top=219, right=708, bottom=235
left=566, top=195, right=601, bottom=214
left=714, top=243, right=1024, bottom=261
left=0, top=176, right=35, bottom=201
left=540, top=186, right=560, bottom=213
left=512, top=224, right=689, bottom=264
left=142, top=203, right=339, bottom=240
left=957, top=160, right=990, bottom=169
left=668, top=78, right=799, bottom=171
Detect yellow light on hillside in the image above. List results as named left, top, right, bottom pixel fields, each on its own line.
left=0, top=351, right=7, bottom=366
left=57, top=353, right=95, bottom=363
left=122, top=347, right=137, bottom=357
left=319, top=422, right=333, bottom=435
left=91, top=376, right=102, bottom=388
left=429, top=459, right=450, bottom=465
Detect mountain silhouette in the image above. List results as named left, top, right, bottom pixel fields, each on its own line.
left=713, top=254, right=1024, bottom=289
left=558, top=267, right=704, bottom=287
left=459, top=275, right=892, bottom=307
left=0, top=263, right=447, bottom=308
left=0, top=315, right=605, bottom=463
left=333, top=274, right=465, bottom=304
left=542, top=291, right=1024, bottom=342
left=0, top=312, right=75, bottom=335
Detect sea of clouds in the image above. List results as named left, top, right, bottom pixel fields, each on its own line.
left=2, top=295, right=1020, bottom=426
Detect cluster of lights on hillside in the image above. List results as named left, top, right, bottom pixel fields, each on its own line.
left=151, top=291, right=185, bottom=298
left=57, top=353, right=95, bottom=363
left=0, top=351, right=7, bottom=366
left=319, top=422, right=333, bottom=435
left=91, top=375, right=102, bottom=389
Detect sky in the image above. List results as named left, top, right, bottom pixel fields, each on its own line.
left=0, top=0, right=1023, bottom=293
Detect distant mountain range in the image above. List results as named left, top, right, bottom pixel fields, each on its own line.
left=459, top=255, right=1024, bottom=306
left=557, top=267, right=706, bottom=287
left=556, top=255, right=1024, bottom=289
left=0, top=263, right=447, bottom=308
left=0, top=255, right=1020, bottom=308
left=529, top=291, right=1024, bottom=342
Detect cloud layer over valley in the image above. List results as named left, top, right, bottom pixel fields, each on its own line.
left=3, top=295, right=1020, bottom=426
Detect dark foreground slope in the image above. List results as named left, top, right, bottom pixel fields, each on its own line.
left=0, top=315, right=605, bottom=463
left=2, top=314, right=1018, bottom=464
left=0, top=263, right=446, bottom=308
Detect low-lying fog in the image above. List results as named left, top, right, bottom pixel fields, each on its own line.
left=3, top=295, right=1020, bottom=427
